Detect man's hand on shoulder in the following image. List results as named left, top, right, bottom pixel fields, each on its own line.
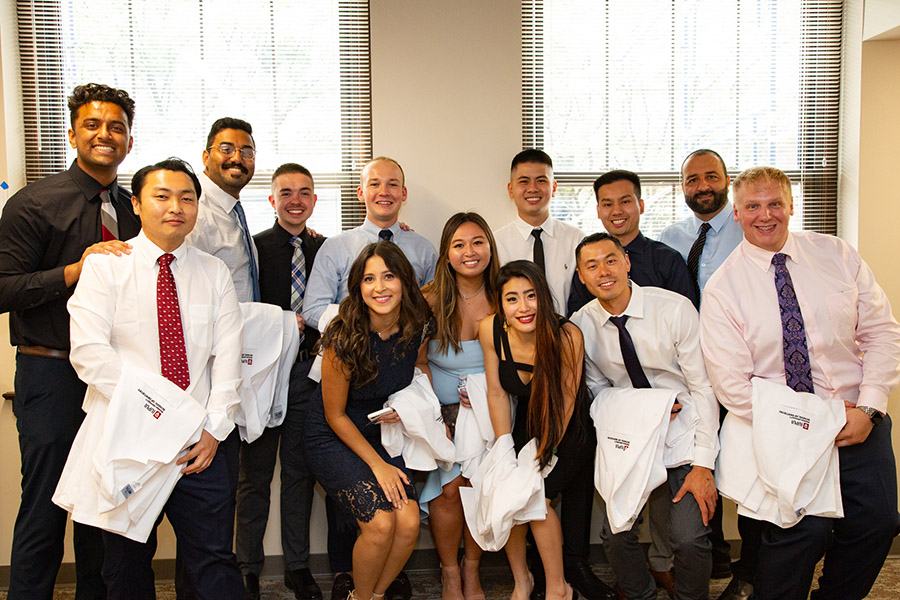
left=673, top=465, right=717, bottom=526
left=835, top=402, right=875, bottom=447
left=64, top=240, right=132, bottom=287
left=177, top=429, right=220, bottom=474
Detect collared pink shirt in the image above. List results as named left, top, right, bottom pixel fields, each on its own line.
left=700, top=231, right=900, bottom=418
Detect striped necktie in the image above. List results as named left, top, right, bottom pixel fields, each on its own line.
left=100, top=188, right=119, bottom=241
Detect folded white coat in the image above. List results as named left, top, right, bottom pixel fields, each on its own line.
left=382, top=369, right=457, bottom=472
left=717, top=377, right=844, bottom=528
left=234, top=303, right=299, bottom=442
left=454, top=373, right=509, bottom=479
left=53, top=365, right=206, bottom=542
left=592, top=388, right=693, bottom=534
left=268, top=309, right=302, bottom=428
left=459, top=434, right=556, bottom=551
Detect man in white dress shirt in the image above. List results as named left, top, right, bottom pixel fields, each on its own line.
left=571, top=232, right=719, bottom=600
left=184, top=116, right=260, bottom=597
left=493, top=150, right=613, bottom=600
left=68, top=158, right=244, bottom=599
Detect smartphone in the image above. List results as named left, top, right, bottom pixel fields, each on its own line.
left=367, top=407, right=394, bottom=423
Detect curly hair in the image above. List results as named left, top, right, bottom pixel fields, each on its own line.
left=67, top=83, right=135, bottom=128
left=321, top=241, right=431, bottom=387
left=497, top=260, right=584, bottom=469
left=422, top=212, right=499, bottom=354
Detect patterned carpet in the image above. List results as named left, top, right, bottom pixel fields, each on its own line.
left=10, top=556, right=900, bottom=599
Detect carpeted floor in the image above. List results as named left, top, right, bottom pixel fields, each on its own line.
left=10, top=556, right=900, bottom=599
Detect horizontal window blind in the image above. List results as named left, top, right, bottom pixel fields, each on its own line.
left=522, top=0, right=842, bottom=238
left=16, top=0, right=372, bottom=236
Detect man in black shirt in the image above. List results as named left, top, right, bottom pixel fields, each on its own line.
left=236, top=163, right=326, bottom=600
left=0, top=83, right=141, bottom=600
left=567, top=169, right=698, bottom=317
left=566, top=169, right=697, bottom=599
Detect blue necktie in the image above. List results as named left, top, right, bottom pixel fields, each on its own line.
left=772, top=253, right=814, bottom=393
left=609, top=315, right=651, bottom=389
left=231, top=201, right=261, bottom=302
left=379, top=229, right=393, bottom=242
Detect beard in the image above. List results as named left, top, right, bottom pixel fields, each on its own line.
left=685, top=187, right=729, bottom=215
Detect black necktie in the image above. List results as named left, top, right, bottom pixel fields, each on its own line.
left=687, top=222, right=712, bottom=293
left=609, top=315, right=651, bottom=388
left=531, top=228, right=545, bottom=273
left=379, top=229, right=393, bottom=243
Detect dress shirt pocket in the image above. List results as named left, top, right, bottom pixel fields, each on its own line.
left=188, top=304, right=216, bottom=349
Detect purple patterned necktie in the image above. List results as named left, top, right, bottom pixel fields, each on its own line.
left=772, top=253, right=814, bottom=393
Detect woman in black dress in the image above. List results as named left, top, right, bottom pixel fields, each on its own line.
left=478, top=260, right=592, bottom=600
left=304, top=242, right=433, bottom=600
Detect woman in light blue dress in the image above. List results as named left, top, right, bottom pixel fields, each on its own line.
left=421, top=213, right=499, bottom=600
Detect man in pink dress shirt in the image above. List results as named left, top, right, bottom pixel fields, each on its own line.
left=700, top=166, right=900, bottom=600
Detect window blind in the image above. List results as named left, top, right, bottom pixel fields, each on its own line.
left=522, top=0, right=842, bottom=238
left=16, top=0, right=372, bottom=236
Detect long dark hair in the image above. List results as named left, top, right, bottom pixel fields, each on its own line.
left=321, top=241, right=431, bottom=387
left=497, top=260, right=582, bottom=468
left=423, top=212, right=500, bottom=353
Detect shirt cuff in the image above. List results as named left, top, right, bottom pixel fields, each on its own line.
left=692, top=447, right=718, bottom=471
left=204, top=412, right=235, bottom=442
left=854, top=386, right=889, bottom=416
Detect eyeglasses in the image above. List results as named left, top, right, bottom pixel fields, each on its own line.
left=208, top=143, right=256, bottom=159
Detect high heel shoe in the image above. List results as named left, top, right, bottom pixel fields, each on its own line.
left=441, top=564, right=464, bottom=600
left=460, top=557, right=486, bottom=600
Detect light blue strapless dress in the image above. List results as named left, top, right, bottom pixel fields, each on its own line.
left=419, top=339, right=485, bottom=515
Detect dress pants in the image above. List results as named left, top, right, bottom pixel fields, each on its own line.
left=646, top=484, right=673, bottom=572
left=560, top=451, right=596, bottom=568
left=8, top=353, right=106, bottom=600
left=102, top=443, right=244, bottom=600
left=604, top=464, right=712, bottom=600
left=756, top=414, right=899, bottom=600
left=730, top=515, right=762, bottom=584
left=236, top=359, right=318, bottom=575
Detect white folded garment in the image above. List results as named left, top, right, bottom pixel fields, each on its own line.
left=267, top=309, right=301, bottom=428
left=591, top=388, right=689, bottom=533
left=54, top=365, right=206, bottom=542
left=235, top=302, right=285, bottom=442
left=454, top=373, right=513, bottom=479
left=716, top=378, right=844, bottom=528
left=460, top=434, right=556, bottom=551
left=382, top=369, right=457, bottom=472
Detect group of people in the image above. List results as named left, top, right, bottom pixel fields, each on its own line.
left=0, top=81, right=897, bottom=600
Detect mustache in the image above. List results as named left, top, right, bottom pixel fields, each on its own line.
left=222, top=161, right=249, bottom=174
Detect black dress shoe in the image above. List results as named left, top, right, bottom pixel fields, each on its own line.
left=564, top=561, right=616, bottom=600
left=716, top=578, right=754, bottom=600
left=286, top=568, right=323, bottom=600
left=244, top=573, right=260, bottom=600
left=385, top=570, right=412, bottom=600
left=331, top=572, right=354, bottom=600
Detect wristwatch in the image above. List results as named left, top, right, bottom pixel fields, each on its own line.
left=856, top=405, right=884, bottom=426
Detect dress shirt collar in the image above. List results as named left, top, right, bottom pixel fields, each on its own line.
left=511, top=214, right=558, bottom=240
left=362, top=217, right=401, bottom=237
left=740, top=232, right=797, bottom=273
left=592, top=281, right=645, bottom=323
left=198, top=171, right=239, bottom=213
left=68, top=160, right=119, bottom=205
left=133, top=230, right=190, bottom=271
left=271, top=219, right=309, bottom=247
left=692, top=202, right=735, bottom=234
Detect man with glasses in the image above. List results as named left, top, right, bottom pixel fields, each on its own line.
left=185, top=117, right=259, bottom=598
left=187, top=117, right=260, bottom=303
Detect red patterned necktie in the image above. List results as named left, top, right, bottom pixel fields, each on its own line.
left=157, top=254, right=190, bottom=390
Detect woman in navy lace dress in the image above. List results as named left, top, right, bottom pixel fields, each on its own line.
left=304, top=242, right=434, bottom=600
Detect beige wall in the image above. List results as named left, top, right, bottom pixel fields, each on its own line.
left=0, top=0, right=898, bottom=572
left=857, top=38, right=900, bottom=461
